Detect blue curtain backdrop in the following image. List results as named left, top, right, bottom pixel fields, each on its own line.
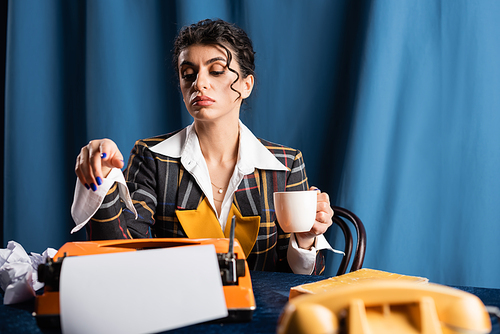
left=4, top=0, right=500, bottom=288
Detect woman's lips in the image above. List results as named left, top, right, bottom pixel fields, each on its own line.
left=192, top=96, right=215, bottom=106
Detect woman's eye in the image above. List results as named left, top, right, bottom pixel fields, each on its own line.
left=182, top=73, right=196, bottom=81
left=211, top=70, right=225, bottom=76
left=210, top=64, right=226, bottom=76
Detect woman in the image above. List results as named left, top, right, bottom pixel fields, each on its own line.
left=73, top=19, right=335, bottom=275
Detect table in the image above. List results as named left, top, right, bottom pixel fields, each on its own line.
left=1, top=271, right=499, bottom=333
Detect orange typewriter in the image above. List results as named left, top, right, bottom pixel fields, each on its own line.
left=34, top=219, right=256, bottom=328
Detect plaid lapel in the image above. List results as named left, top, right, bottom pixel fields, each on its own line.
left=234, top=170, right=262, bottom=217
left=175, top=164, right=204, bottom=211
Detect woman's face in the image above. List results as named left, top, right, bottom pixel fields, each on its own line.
left=178, top=44, right=254, bottom=124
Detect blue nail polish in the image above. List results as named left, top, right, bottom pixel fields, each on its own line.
left=90, top=183, right=97, bottom=191
left=84, top=183, right=90, bottom=190
left=96, top=177, right=103, bottom=186
left=101, top=152, right=107, bottom=159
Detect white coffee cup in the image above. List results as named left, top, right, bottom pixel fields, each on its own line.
left=273, top=191, right=317, bottom=233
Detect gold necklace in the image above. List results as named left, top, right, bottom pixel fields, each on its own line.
left=211, top=181, right=224, bottom=194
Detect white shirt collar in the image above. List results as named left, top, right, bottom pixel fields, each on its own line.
left=149, top=120, right=288, bottom=173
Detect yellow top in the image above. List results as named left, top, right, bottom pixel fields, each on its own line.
left=175, top=197, right=260, bottom=258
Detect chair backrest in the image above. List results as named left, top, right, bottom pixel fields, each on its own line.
left=331, top=205, right=367, bottom=276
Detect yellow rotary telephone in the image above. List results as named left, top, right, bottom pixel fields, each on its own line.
left=277, top=280, right=491, bottom=334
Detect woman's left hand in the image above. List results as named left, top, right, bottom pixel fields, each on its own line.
left=295, top=186, right=334, bottom=250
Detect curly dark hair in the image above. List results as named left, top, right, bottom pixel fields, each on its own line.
left=173, top=19, right=256, bottom=99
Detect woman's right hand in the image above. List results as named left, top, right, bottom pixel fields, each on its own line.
left=75, top=139, right=124, bottom=191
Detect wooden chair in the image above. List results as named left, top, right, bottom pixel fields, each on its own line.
left=331, top=205, right=367, bottom=276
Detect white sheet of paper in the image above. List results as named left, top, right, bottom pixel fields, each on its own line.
left=59, top=244, right=228, bottom=334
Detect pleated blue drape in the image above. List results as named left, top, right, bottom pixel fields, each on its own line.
left=4, top=0, right=500, bottom=288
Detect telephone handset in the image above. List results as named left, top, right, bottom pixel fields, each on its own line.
left=277, top=280, right=491, bottom=334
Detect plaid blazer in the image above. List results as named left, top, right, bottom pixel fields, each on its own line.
left=89, top=131, right=325, bottom=275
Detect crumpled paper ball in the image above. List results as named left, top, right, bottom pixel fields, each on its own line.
left=0, top=241, right=57, bottom=305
